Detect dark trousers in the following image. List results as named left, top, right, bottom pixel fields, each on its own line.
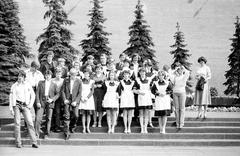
left=35, top=101, right=54, bottom=136
left=63, top=104, right=79, bottom=135
left=52, top=98, right=62, bottom=129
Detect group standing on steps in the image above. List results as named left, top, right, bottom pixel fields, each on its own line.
left=9, top=51, right=212, bottom=148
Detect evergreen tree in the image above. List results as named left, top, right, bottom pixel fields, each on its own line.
left=0, top=0, right=31, bottom=105
left=80, top=0, right=111, bottom=63
left=36, top=0, right=78, bottom=64
left=224, top=16, right=240, bottom=98
left=123, top=0, right=156, bottom=64
left=170, top=22, right=191, bottom=69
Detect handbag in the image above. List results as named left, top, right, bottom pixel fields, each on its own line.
left=196, top=76, right=206, bottom=91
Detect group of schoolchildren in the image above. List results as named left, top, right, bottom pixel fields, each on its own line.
left=11, top=50, right=191, bottom=142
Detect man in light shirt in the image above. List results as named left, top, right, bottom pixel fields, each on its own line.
left=25, top=61, right=44, bottom=92
left=35, top=70, right=59, bottom=139
left=25, top=61, right=44, bottom=120
left=9, top=70, right=38, bottom=148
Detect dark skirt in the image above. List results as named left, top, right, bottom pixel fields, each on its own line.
left=93, top=88, right=105, bottom=112
left=138, top=105, right=153, bottom=110
left=80, top=109, right=94, bottom=115
left=104, top=107, right=118, bottom=111
left=155, top=110, right=171, bottom=117
left=120, top=107, right=135, bottom=111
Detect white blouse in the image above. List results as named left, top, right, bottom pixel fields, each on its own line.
left=196, top=65, right=211, bottom=80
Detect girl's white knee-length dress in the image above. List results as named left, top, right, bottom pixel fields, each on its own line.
left=119, top=80, right=135, bottom=109
left=136, top=78, right=152, bottom=108
left=79, top=79, right=95, bottom=110
left=102, top=81, right=119, bottom=109
left=154, top=81, right=171, bottom=111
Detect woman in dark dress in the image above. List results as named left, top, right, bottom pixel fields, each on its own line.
left=92, top=64, right=106, bottom=127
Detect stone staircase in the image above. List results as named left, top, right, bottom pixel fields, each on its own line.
left=1, top=116, right=240, bottom=146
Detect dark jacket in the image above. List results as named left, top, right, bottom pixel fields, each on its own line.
left=61, top=78, right=82, bottom=105
left=36, top=80, right=59, bottom=108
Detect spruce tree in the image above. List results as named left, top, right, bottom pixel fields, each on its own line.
left=123, top=0, right=156, bottom=64
left=224, top=16, right=240, bottom=98
left=80, top=0, right=111, bottom=63
left=0, top=0, right=31, bottom=105
left=170, top=22, right=191, bottom=69
left=36, top=0, right=78, bottom=64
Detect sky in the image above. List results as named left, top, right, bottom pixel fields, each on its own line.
left=15, top=0, right=240, bottom=95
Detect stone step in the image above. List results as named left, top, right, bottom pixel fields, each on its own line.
left=1, top=131, right=240, bottom=140
left=1, top=117, right=240, bottom=126
left=1, top=126, right=240, bottom=133
left=1, top=137, right=240, bottom=146
left=1, top=120, right=240, bottom=131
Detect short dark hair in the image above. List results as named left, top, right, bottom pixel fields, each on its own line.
left=30, top=61, right=39, bottom=69
left=18, top=70, right=26, bottom=78
left=46, top=51, right=54, bottom=56
left=45, top=70, right=52, bottom=76
left=198, top=56, right=207, bottom=64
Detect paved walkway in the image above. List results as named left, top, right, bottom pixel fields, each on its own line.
left=0, top=146, right=240, bottom=156
left=1, top=106, right=240, bottom=119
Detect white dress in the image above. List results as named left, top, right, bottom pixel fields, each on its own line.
left=195, top=65, right=211, bottom=105
left=136, top=78, right=152, bottom=107
left=119, top=80, right=135, bottom=108
left=102, top=81, right=119, bottom=109
left=79, top=80, right=95, bottom=110
left=154, top=81, right=171, bottom=111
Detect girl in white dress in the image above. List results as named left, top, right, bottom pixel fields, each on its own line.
left=133, top=68, right=153, bottom=133
left=118, top=70, right=135, bottom=133
left=151, top=71, right=171, bottom=134
left=195, top=56, right=211, bottom=119
left=79, top=70, right=95, bottom=133
left=144, top=60, right=158, bottom=128
left=102, top=71, right=120, bottom=133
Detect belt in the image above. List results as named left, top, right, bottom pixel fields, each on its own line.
left=16, top=100, right=27, bottom=106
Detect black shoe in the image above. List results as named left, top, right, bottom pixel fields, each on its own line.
left=171, top=122, right=177, bottom=127
left=55, top=128, right=62, bottom=133
left=32, top=144, right=39, bottom=148
left=64, top=134, right=70, bottom=140
left=176, top=128, right=182, bottom=132
left=16, top=144, right=22, bottom=148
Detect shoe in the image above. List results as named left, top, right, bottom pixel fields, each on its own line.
left=87, top=128, right=91, bottom=134
left=64, top=134, right=70, bottom=140
left=108, top=129, right=111, bottom=134
left=98, top=123, right=102, bottom=128
left=197, top=112, right=203, bottom=119
left=92, top=123, right=97, bottom=127
left=144, top=128, right=148, bottom=134
left=162, top=129, right=166, bottom=134
left=171, top=122, right=177, bottom=127
left=149, top=123, right=154, bottom=128
left=111, top=127, right=115, bottom=134
left=16, top=144, right=22, bottom=148
left=32, top=144, right=38, bottom=148
left=127, top=129, right=131, bottom=134
left=55, top=128, right=62, bottom=133
left=124, top=129, right=127, bottom=134
left=82, top=128, right=86, bottom=134
left=44, top=135, right=49, bottom=140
